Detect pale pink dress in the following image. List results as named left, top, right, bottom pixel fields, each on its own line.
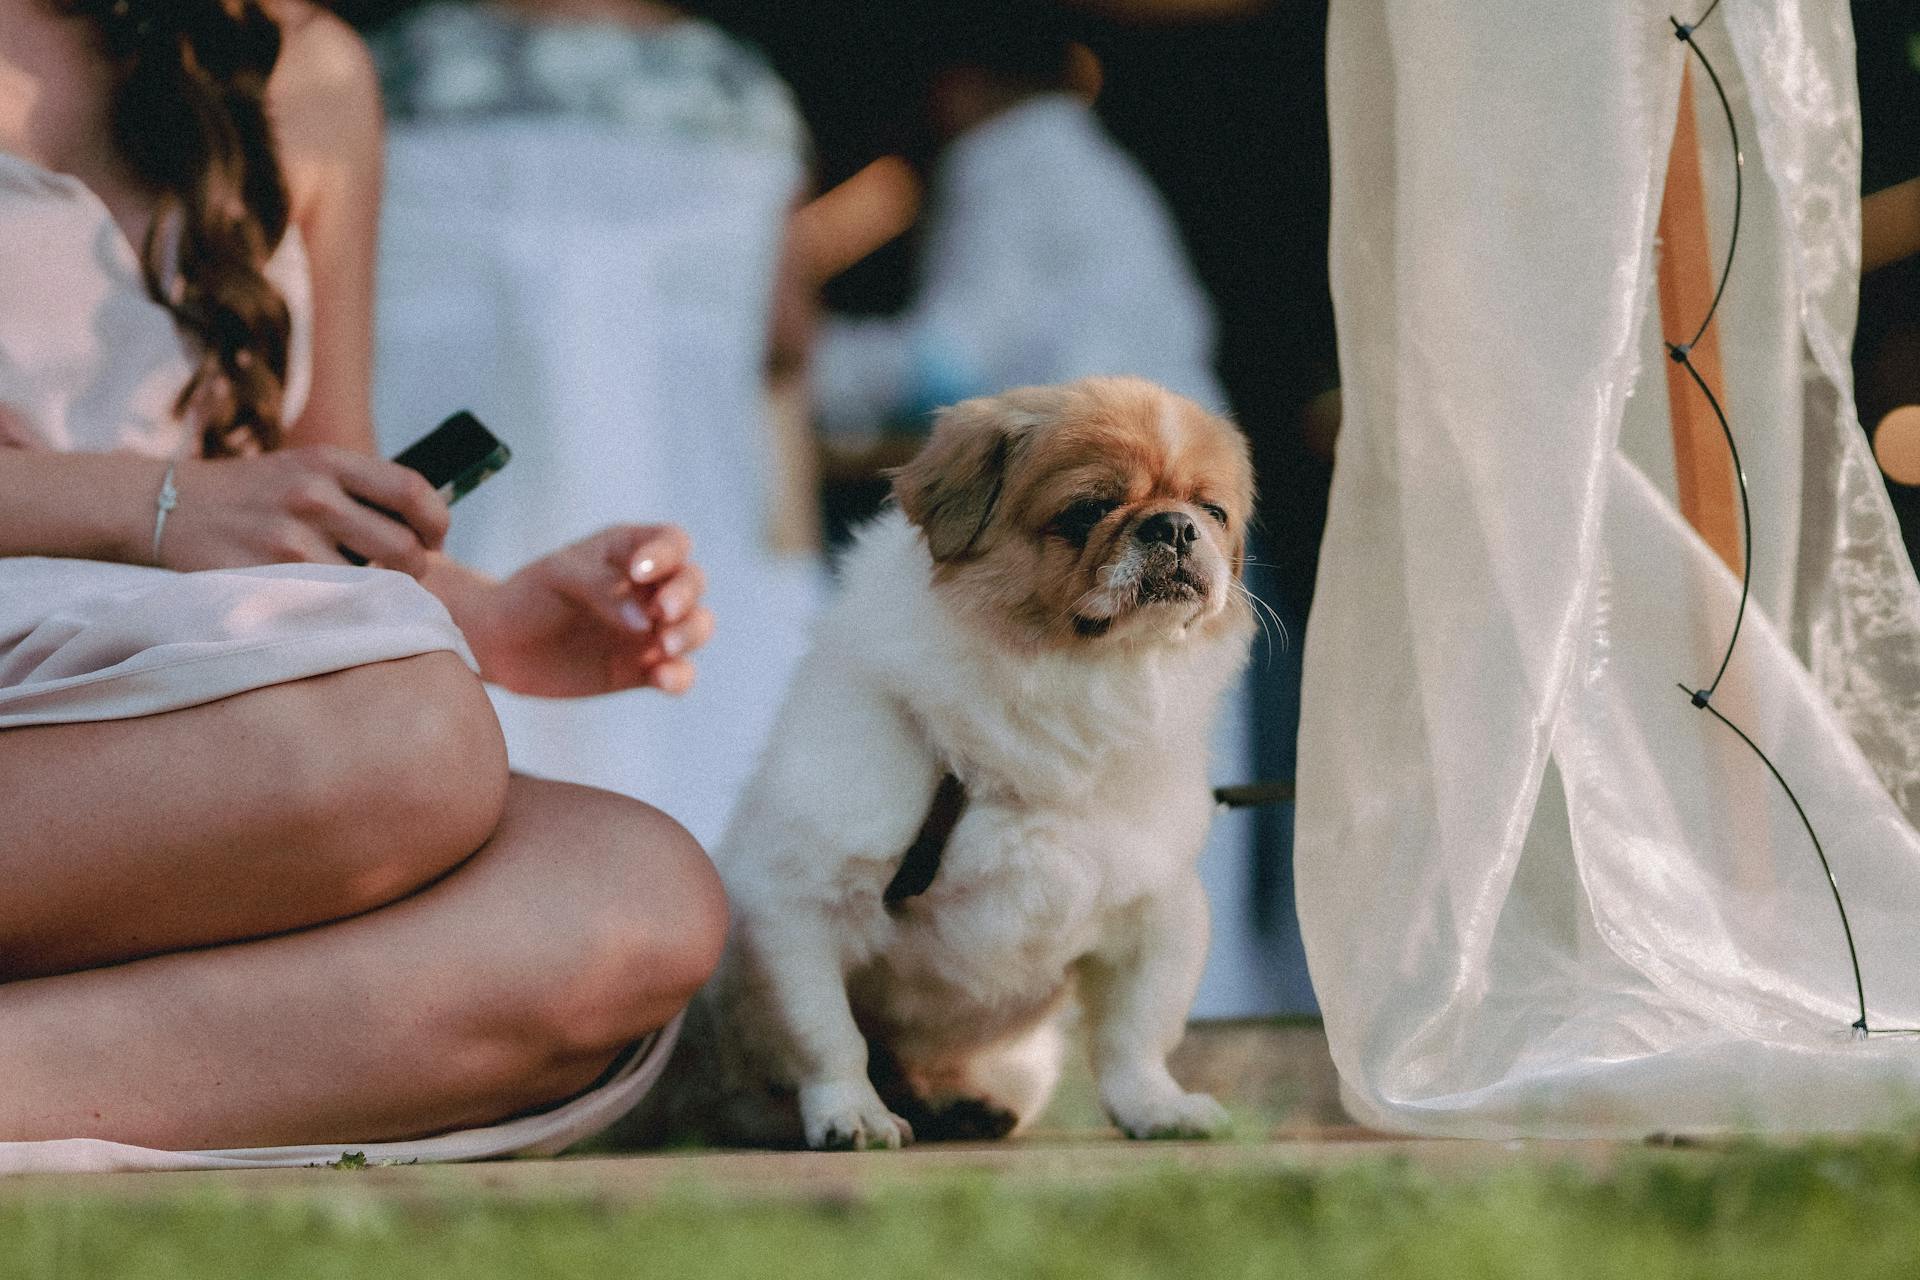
left=0, top=150, right=677, bottom=1173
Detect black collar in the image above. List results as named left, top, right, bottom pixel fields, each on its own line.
left=884, top=773, right=968, bottom=909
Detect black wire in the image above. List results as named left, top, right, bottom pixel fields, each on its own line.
left=1670, top=353, right=1751, bottom=700
left=1668, top=13, right=1744, bottom=353
left=1664, top=12, right=1917, bottom=1037
left=1676, top=683, right=1870, bottom=1030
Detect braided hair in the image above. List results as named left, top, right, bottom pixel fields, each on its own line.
left=71, top=0, right=294, bottom=457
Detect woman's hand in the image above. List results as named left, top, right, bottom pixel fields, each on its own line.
left=160, top=447, right=450, bottom=574
left=461, top=524, right=716, bottom=698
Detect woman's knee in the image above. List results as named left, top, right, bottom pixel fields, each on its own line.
left=472, top=783, right=728, bottom=1102
left=265, top=652, right=509, bottom=916
left=543, top=791, right=727, bottom=1051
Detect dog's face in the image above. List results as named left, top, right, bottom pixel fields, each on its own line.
left=892, top=377, right=1254, bottom=648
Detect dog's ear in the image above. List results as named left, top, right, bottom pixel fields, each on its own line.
left=891, top=392, right=1048, bottom=562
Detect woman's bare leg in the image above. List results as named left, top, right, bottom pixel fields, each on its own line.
left=0, top=653, right=509, bottom=980
left=0, top=773, right=726, bottom=1149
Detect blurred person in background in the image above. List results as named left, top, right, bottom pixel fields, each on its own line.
left=368, top=0, right=822, bottom=847
left=810, top=1, right=1225, bottom=439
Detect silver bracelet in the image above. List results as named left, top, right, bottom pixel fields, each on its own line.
left=152, top=459, right=179, bottom=567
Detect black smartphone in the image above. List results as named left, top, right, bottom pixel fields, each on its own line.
left=394, top=410, right=512, bottom=505
left=342, top=411, right=511, bottom=565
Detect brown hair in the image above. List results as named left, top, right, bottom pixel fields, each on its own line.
left=74, top=0, right=293, bottom=457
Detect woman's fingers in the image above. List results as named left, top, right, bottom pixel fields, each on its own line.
left=306, top=449, right=452, bottom=575
left=326, top=449, right=451, bottom=551
left=595, top=525, right=706, bottom=628
left=542, top=537, right=658, bottom=635
left=278, top=467, right=428, bottom=575
left=657, top=604, right=715, bottom=661
left=531, top=526, right=715, bottom=692
left=316, top=494, right=433, bottom=577
left=605, top=524, right=693, bottom=587
left=650, top=563, right=707, bottom=626
left=645, top=659, right=697, bottom=696
left=612, top=606, right=713, bottom=695
left=587, top=525, right=704, bottom=630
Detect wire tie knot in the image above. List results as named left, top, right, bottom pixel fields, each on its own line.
left=1690, top=688, right=1712, bottom=709
left=1668, top=342, right=1691, bottom=363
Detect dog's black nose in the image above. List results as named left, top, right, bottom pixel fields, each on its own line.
left=1137, top=511, right=1198, bottom=551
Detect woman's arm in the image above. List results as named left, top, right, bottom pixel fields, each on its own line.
left=0, top=446, right=168, bottom=563
left=0, top=439, right=446, bottom=572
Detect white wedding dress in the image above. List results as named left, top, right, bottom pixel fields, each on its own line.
left=1300, top=0, right=1920, bottom=1135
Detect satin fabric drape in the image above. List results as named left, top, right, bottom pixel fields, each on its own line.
left=1300, top=0, right=1920, bottom=1136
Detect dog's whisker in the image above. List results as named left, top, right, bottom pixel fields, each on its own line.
left=1231, top=581, right=1275, bottom=664
left=1242, top=584, right=1290, bottom=649
left=1252, top=590, right=1291, bottom=654
left=1247, top=590, right=1278, bottom=657
left=1230, top=580, right=1290, bottom=660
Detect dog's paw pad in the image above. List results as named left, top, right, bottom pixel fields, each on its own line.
left=1113, top=1090, right=1230, bottom=1141
left=918, top=1096, right=1021, bottom=1143
left=801, top=1083, right=915, bottom=1151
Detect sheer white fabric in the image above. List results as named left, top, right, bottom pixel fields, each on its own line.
left=1299, top=0, right=1920, bottom=1136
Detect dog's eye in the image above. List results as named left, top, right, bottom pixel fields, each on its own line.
left=1199, top=501, right=1230, bottom=526
left=1049, top=498, right=1120, bottom=542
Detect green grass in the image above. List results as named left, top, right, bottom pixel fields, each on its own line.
left=8, top=1139, right=1920, bottom=1279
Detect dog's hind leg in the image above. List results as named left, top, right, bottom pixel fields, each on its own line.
left=872, top=1020, right=1065, bottom=1141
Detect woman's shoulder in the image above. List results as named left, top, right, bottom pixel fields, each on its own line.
left=262, top=1, right=382, bottom=218
left=265, top=1, right=379, bottom=105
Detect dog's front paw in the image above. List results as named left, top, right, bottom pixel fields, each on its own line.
left=1106, top=1082, right=1230, bottom=1141
left=799, top=1080, right=916, bottom=1151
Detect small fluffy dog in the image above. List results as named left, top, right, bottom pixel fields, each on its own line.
left=635, top=376, right=1255, bottom=1149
